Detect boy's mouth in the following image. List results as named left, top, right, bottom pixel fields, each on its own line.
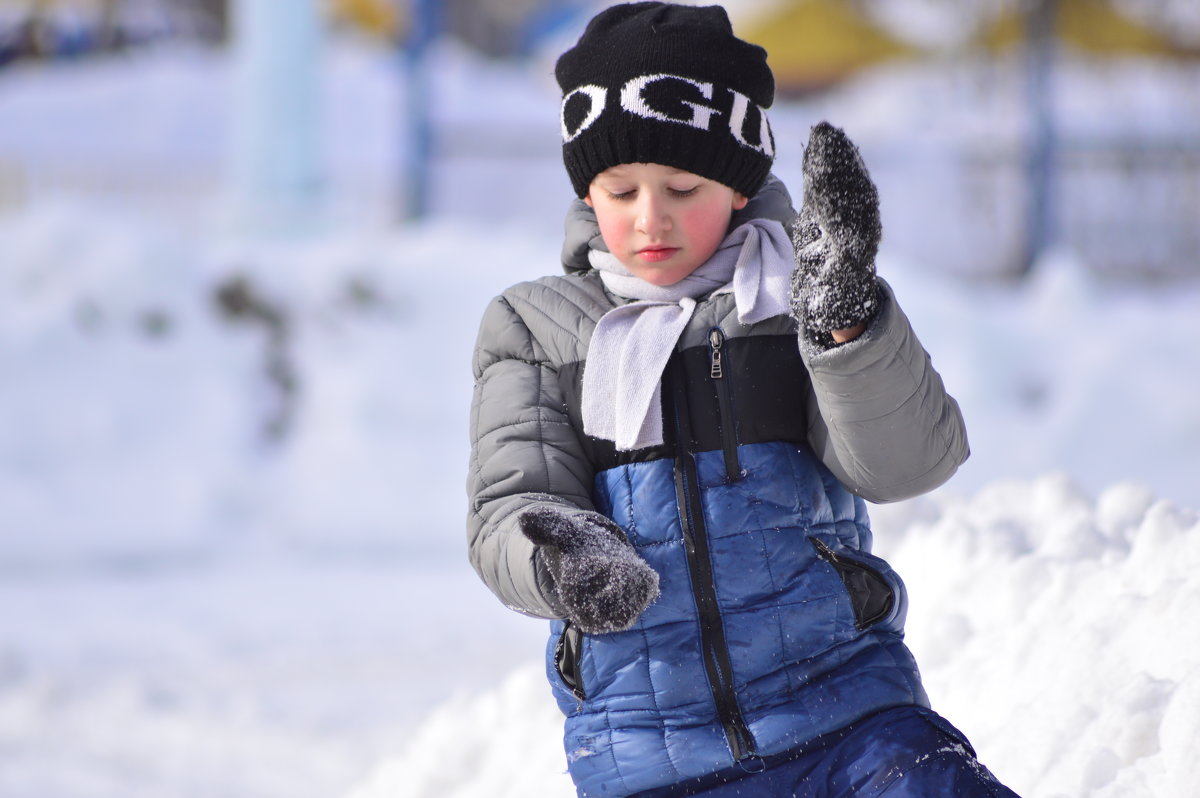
left=637, top=246, right=679, bottom=262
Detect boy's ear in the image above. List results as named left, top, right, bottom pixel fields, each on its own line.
left=583, top=194, right=594, bottom=208
left=732, top=193, right=750, bottom=211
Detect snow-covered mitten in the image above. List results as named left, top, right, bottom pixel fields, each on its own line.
left=790, top=121, right=882, bottom=346
left=518, top=506, right=659, bottom=634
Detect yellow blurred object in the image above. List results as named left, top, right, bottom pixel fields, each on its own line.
left=330, top=0, right=402, bottom=40
left=741, top=0, right=918, bottom=94
left=977, top=0, right=1200, bottom=58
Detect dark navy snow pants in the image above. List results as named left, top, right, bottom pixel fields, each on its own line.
left=630, top=706, right=1021, bottom=798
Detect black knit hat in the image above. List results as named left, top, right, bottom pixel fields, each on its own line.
left=556, top=2, right=775, bottom=198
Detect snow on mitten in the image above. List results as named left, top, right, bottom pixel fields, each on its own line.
left=790, top=122, right=882, bottom=347
left=519, top=506, right=659, bottom=634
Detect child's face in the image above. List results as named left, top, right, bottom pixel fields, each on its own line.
left=585, top=163, right=749, bottom=287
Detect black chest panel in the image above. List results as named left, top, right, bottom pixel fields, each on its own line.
left=556, top=333, right=812, bottom=473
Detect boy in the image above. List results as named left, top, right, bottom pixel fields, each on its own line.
left=467, top=3, right=1019, bottom=796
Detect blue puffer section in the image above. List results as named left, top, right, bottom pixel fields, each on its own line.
left=546, top=441, right=929, bottom=798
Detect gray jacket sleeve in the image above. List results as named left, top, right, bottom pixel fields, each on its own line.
left=466, top=288, right=596, bottom=620
left=802, top=278, right=969, bottom=503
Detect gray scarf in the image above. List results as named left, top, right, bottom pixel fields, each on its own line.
left=582, top=218, right=793, bottom=450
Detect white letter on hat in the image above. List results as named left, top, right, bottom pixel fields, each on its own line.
left=561, top=85, right=608, bottom=142
left=728, top=89, right=774, bottom=157
left=621, top=74, right=720, bottom=131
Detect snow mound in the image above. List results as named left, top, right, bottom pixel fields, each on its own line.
left=342, top=665, right=573, bottom=798
left=881, top=475, right=1200, bottom=797
left=363, top=477, right=1199, bottom=798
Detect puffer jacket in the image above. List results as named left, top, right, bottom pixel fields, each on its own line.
left=466, top=180, right=969, bottom=797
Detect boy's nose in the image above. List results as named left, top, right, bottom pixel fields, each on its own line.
left=635, top=196, right=672, bottom=236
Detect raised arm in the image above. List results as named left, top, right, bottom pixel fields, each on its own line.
left=789, top=123, right=968, bottom=502
left=802, top=280, right=969, bottom=502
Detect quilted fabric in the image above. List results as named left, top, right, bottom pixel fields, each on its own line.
left=550, top=443, right=928, bottom=796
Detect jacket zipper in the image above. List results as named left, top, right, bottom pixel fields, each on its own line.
left=667, top=360, right=757, bottom=762
left=708, top=327, right=743, bottom=482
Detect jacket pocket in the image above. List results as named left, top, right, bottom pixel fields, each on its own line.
left=555, top=621, right=586, bottom=701
left=809, top=536, right=906, bottom=633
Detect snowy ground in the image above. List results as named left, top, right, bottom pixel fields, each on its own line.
left=1, top=38, right=1198, bottom=798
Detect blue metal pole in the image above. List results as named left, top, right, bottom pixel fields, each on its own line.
left=1021, top=0, right=1059, bottom=278
left=403, top=0, right=440, bottom=220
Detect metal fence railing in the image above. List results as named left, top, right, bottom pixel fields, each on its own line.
left=958, top=139, right=1200, bottom=280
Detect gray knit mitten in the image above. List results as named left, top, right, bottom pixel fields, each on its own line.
left=519, top=506, right=659, bottom=634
left=790, top=122, right=882, bottom=345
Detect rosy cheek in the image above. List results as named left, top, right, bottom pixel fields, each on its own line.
left=681, top=205, right=729, bottom=248
left=596, top=215, right=628, bottom=254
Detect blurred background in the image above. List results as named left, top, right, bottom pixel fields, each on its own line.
left=1, top=2, right=1198, bottom=797
left=2, top=0, right=1199, bottom=276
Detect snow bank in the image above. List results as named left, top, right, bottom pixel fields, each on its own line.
left=350, top=476, right=1200, bottom=798
left=344, top=665, right=574, bottom=798
left=878, top=476, right=1200, bottom=797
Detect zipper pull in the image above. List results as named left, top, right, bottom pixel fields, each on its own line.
left=709, top=328, right=724, bottom=379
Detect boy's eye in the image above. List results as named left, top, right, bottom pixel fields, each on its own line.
left=599, top=184, right=699, bottom=201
